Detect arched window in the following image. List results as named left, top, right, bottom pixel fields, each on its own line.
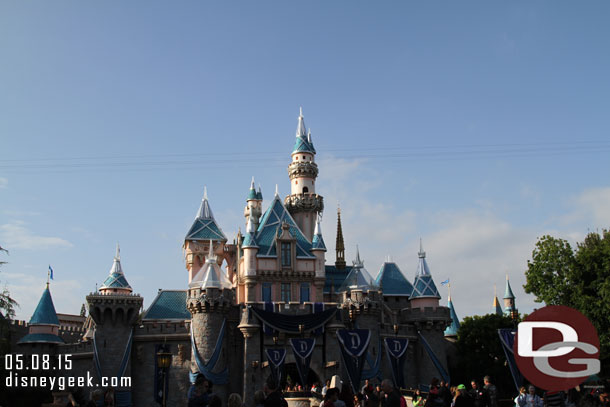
left=302, top=187, right=309, bottom=194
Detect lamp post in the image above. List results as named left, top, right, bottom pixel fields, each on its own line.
left=156, top=349, right=172, bottom=407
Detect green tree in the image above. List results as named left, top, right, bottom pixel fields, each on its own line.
left=524, top=230, right=610, bottom=368
left=454, top=313, right=517, bottom=395
left=0, top=245, right=17, bottom=320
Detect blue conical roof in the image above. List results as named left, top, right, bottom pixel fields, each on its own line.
left=29, top=285, right=60, bottom=326
left=504, top=277, right=515, bottom=300
left=185, top=188, right=227, bottom=242
left=411, top=242, right=441, bottom=299
left=292, top=109, right=316, bottom=154
left=337, top=248, right=378, bottom=293
left=444, top=296, right=460, bottom=336
left=493, top=296, right=503, bottom=315
left=311, top=219, right=327, bottom=251
left=100, top=245, right=132, bottom=291
left=247, top=178, right=258, bottom=200
left=375, top=262, right=414, bottom=296
left=242, top=218, right=259, bottom=248
left=256, top=186, right=263, bottom=200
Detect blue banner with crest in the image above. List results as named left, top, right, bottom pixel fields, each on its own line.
left=384, top=337, right=409, bottom=388
left=289, top=338, right=316, bottom=387
left=336, top=329, right=371, bottom=393
left=265, top=348, right=287, bottom=385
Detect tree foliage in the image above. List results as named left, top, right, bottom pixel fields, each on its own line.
left=0, top=245, right=17, bottom=320
left=454, top=313, right=517, bottom=395
left=524, top=230, right=610, bottom=367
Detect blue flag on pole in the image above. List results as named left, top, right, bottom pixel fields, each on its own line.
left=440, top=279, right=449, bottom=286
left=49, top=265, right=54, bottom=280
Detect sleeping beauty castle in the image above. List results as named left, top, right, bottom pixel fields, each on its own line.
left=8, top=110, right=518, bottom=407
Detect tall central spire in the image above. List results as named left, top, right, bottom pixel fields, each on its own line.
left=335, top=206, right=346, bottom=269
left=285, top=108, right=323, bottom=241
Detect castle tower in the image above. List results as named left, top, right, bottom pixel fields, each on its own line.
left=244, top=177, right=263, bottom=229
left=503, top=275, right=517, bottom=318
left=187, top=240, right=234, bottom=401
left=240, top=218, right=259, bottom=303
left=375, top=260, right=414, bottom=309
left=284, top=108, right=324, bottom=241
left=184, top=187, right=228, bottom=284
left=444, top=286, right=460, bottom=338
left=18, top=281, right=63, bottom=347
left=410, top=240, right=441, bottom=309
left=87, top=248, right=142, bottom=399
left=493, top=285, right=503, bottom=315
left=311, top=216, right=328, bottom=300
left=335, top=207, right=346, bottom=269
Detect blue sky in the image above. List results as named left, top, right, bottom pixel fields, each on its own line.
left=1, top=1, right=609, bottom=321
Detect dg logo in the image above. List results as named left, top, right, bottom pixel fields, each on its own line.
left=514, top=305, right=600, bottom=391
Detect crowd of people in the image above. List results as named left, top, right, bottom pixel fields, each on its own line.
left=186, top=374, right=610, bottom=407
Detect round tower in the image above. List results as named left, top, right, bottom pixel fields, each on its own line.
left=187, top=241, right=234, bottom=401
left=87, top=247, right=142, bottom=399
left=244, top=177, right=263, bottom=230
left=284, top=108, right=324, bottom=241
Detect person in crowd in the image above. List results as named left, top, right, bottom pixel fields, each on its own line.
left=483, top=376, right=497, bottom=407
left=354, top=392, right=366, bottom=407
left=188, top=375, right=211, bottom=407
left=86, top=389, right=105, bottom=407
left=453, top=385, right=473, bottom=407
left=470, top=380, right=487, bottom=407
left=413, top=389, right=425, bottom=407
left=104, top=388, right=115, bottom=407
left=322, top=380, right=331, bottom=397
left=381, top=379, right=402, bottom=407
left=426, top=378, right=444, bottom=407
left=228, top=393, right=243, bottom=407
left=514, top=387, right=527, bottom=407
left=439, top=381, right=452, bottom=407
left=264, top=376, right=288, bottom=407
left=362, top=380, right=374, bottom=395
left=322, top=388, right=340, bottom=407
left=544, top=390, right=566, bottom=407
left=364, top=384, right=380, bottom=407
left=517, top=385, right=543, bottom=407
left=254, top=390, right=266, bottom=407
left=565, top=388, right=581, bottom=407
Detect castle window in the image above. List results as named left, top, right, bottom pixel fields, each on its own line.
left=262, top=283, right=272, bottom=302
left=281, top=283, right=291, bottom=302
left=302, top=187, right=309, bottom=194
left=281, top=242, right=291, bottom=267
left=300, top=283, right=310, bottom=303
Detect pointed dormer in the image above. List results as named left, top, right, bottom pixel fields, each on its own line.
left=335, top=207, right=346, bottom=269
left=444, top=289, right=461, bottom=338
left=311, top=217, right=327, bottom=251
left=410, top=240, right=441, bottom=309
left=245, top=178, right=263, bottom=228
left=18, top=283, right=63, bottom=344
left=503, top=274, right=518, bottom=319
left=99, top=244, right=132, bottom=295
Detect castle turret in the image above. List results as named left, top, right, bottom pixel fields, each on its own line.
left=187, top=239, right=234, bottom=401
left=410, top=240, right=441, bottom=309
left=311, top=216, right=327, bottom=300
left=284, top=108, right=324, bottom=241
left=18, top=282, right=63, bottom=346
left=375, top=260, right=414, bottom=309
left=184, top=187, right=228, bottom=283
left=503, top=274, right=518, bottom=319
left=493, top=285, right=503, bottom=316
left=335, top=207, right=346, bottom=270
left=87, top=248, right=142, bottom=397
left=444, top=286, right=460, bottom=338
left=244, top=177, right=263, bottom=229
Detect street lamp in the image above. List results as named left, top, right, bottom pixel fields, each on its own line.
left=156, top=350, right=172, bottom=407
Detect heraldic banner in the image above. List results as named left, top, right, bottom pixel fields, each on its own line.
left=336, top=329, right=371, bottom=393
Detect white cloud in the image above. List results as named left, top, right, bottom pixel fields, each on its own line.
left=0, top=177, right=7, bottom=189
left=575, top=187, right=610, bottom=227
left=0, top=221, right=73, bottom=250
